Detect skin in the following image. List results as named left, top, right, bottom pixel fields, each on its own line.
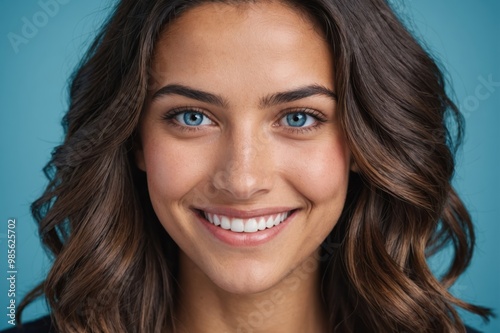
left=136, top=2, right=353, bottom=332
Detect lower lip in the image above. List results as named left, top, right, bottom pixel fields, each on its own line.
left=195, top=210, right=297, bottom=247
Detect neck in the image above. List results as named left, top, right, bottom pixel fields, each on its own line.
left=174, top=251, right=327, bottom=333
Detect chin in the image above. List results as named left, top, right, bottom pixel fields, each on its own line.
left=204, top=260, right=285, bottom=295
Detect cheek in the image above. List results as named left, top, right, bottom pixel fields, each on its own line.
left=142, top=137, right=212, bottom=205
left=280, top=137, right=350, bottom=205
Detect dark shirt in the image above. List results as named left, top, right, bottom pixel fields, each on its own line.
left=0, top=315, right=484, bottom=332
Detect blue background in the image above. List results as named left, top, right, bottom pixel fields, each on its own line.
left=0, top=0, right=498, bottom=331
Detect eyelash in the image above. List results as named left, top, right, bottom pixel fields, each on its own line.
left=161, top=107, right=328, bottom=134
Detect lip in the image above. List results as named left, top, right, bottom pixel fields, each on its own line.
left=193, top=207, right=298, bottom=247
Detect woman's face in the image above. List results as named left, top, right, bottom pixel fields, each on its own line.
left=136, top=1, right=352, bottom=294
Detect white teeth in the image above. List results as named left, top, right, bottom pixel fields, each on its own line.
left=220, top=216, right=231, bottom=230
left=204, top=210, right=292, bottom=233
left=273, top=215, right=281, bottom=226
left=230, top=218, right=245, bottom=232
left=257, top=218, right=266, bottom=231
left=265, top=216, right=274, bottom=228
left=244, top=218, right=258, bottom=233
left=214, top=214, right=221, bottom=226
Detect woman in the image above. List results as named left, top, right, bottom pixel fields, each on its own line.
left=8, top=0, right=493, bottom=332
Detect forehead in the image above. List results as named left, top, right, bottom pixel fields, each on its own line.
left=149, top=1, right=334, bottom=99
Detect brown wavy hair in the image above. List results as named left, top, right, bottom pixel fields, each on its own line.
left=20, top=0, right=493, bottom=332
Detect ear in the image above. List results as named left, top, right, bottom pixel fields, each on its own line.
left=133, top=138, right=146, bottom=172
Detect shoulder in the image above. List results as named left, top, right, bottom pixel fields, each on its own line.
left=0, top=316, right=54, bottom=333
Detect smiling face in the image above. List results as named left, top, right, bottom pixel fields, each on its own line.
left=136, top=1, right=352, bottom=294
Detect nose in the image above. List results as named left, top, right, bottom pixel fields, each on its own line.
left=211, top=126, right=274, bottom=200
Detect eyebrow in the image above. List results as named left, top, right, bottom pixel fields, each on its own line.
left=151, top=84, right=337, bottom=108
left=152, top=84, right=228, bottom=107
left=259, top=84, right=337, bottom=108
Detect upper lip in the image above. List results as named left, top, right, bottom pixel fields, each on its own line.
left=194, top=206, right=297, bottom=219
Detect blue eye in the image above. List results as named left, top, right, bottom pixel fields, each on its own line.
left=282, top=112, right=315, bottom=127
left=175, top=111, right=213, bottom=126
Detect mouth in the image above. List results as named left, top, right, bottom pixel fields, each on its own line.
left=196, top=209, right=296, bottom=233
